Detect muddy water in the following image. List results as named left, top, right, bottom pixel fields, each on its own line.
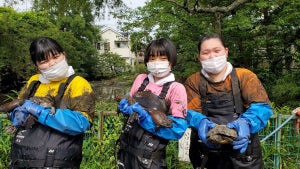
left=91, top=81, right=130, bottom=102
left=0, top=81, right=130, bottom=104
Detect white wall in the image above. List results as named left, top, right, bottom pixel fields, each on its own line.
left=99, top=28, right=136, bottom=67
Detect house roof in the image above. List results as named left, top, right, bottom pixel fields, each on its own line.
left=101, top=26, right=126, bottom=37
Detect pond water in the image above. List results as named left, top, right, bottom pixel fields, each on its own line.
left=0, top=81, right=130, bottom=104
left=91, top=81, right=130, bottom=102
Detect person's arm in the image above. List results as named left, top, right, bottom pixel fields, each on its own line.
left=132, top=104, right=188, bottom=140
left=184, top=73, right=203, bottom=113
left=131, top=82, right=189, bottom=140
left=22, top=100, right=91, bottom=136
left=239, top=102, right=273, bottom=133
left=227, top=102, right=273, bottom=153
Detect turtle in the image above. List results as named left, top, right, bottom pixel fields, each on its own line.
left=116, top=90, right=172, bottom=129
left=206, top=124, right=238, bottom=145
left=1, top=96, right=56, bottom=133
left=0, top=99, right=25, bottom=113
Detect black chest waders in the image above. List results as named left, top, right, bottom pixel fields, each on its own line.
left=117, top=78, right=172, bottom=169
left=10, top=75, right=83, bottom=169
left=189, top=69, right=263, bottom=169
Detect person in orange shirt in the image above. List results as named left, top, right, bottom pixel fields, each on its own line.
left=185, top=33, right=273, bottom=169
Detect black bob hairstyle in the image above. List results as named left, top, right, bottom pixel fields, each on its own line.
left=144, top=38, right=177, bottom=66
left=29, top=37, right=64, bottom=65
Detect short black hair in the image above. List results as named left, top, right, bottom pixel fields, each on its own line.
left=197, top=33, right=226, bottom=53
left=29, top=37, right=64, bottom=65
left=144, top=38, right=177, bottom=66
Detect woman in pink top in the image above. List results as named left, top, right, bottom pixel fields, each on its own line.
left=117, top=38, right=188, bottom=169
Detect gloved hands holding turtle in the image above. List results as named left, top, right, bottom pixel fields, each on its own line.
left=198, top=118, right=216, bottom=144
left=9, top=106, right=30, bottom=127
left=118, top=98, right=134, bottom=115
left=227, top=118, right=251, bottom=154
left=206, top=124, right=238, bottom=145
left=117, top=92, right=173, bottom=128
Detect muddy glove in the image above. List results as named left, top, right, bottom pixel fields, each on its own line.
left=227, top=118, right=250, bottom=154
left=118, top=98, right=134, bottom=115
left=10, top=107, right=29, bottom=127
left=22, top=100, right=51, bottom=118
left=198, top=118, right=216, bottom=144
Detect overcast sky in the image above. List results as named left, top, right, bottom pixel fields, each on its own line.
left=0, top=0, right=147, bottom=30
left=97, top=0, right=146, bottom=30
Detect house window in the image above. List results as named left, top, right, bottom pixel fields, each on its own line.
left=96, top=42, right=101, bottom=50
left=116, top=41, right=127, bottom=48
left=104, top=42, right=110, bottom=51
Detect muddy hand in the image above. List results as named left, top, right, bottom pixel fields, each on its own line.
left=292, top=107, right=300, bottom=116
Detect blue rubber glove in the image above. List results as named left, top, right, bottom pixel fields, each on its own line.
left=22, top=100, right=50, bottom=118
left=118, top=98, right=133, bottom=115
left=198, top=118, right=216, bottom=144
left=10, top=107, right=30, bottom=127
left=131, top=102, right=147, bottom=119
left=227, top=118, right=250, bottom=154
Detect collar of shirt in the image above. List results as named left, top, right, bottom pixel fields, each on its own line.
left=147, top=73, right=175, bottom=85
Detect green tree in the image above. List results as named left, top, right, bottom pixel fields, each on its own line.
left=95, top=52, right=129, bottom=79
left=0, top=7, right=61, bottom=92
left=0, top=7, right=97, bottom=93
left=115, top=0, right=300, bottom=106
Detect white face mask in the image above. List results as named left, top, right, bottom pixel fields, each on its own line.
left=40, top=59, right=69, bottom=81
left=201, top=55, right=227, bottom=74
left=147, top=61, right=171, bottom=78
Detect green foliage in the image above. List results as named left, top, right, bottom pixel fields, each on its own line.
left=0, top=6, right=101, bottom=91
left=270, top=73, right=300, bottom=107
left=133, top=63, right=147, bottom=75
left=114, top=0, right=300, bottom=106
left=166, top=141, right=193, bottom=169
left=0, top=119, right=12, bottom=168
left=94, top=52, right=130, bottom=79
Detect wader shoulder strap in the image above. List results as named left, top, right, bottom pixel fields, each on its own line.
left=137, top=77, right=149, bottom=92
left=159, top=81, right=174, bottom=99
left=199, top=69, right=243, bottom=115
left=21, top=75, right=77, bottom=108
left=231, top=68, right=243, bottom=114
left=137, top=77, right=174, bottom=99
left=55, top=74, right=77, bottom=108
left=199, top=74, right=208, bottom=115
left=20, top=80, right=41, bottom=99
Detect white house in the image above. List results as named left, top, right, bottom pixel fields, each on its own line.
left=96, top=27, right=136, bottom=67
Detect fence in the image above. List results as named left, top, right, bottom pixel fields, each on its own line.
left=258, top=114, right=300, bottom=169
left=97, top=112, right=300, bottom=169
left=1, top=113, right=299, bottom=169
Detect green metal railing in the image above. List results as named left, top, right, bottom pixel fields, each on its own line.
left=258, top=114, right=300, bottom=169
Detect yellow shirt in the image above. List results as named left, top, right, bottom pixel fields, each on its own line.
left=18, top=74, right=95, bottom=122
